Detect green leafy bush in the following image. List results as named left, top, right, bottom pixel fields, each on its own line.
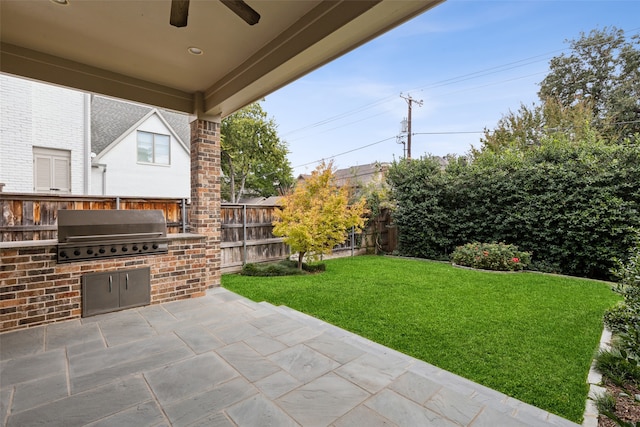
left=593, top=391, right=617, bottom=414
left=605, top=237, right=640, bottom=363
left=604, top=303, right=637, bottom=334
left=279, top=259, right=326, bottom=273
left=386, top=141, right=640, bottom=280
left=594, top=344, right=640, bottom=387
left=241, top=259, right=326, bottom=276
left=451, top=242, right=531, bottom=271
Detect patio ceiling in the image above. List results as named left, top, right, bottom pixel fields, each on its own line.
left=0, top=0, right=443, bottom=119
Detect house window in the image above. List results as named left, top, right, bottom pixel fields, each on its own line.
left=137, top=131, right=170, bottom=165
left=33, top=147, right=71, bottom=193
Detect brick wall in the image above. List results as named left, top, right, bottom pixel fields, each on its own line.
left=190, top=119, right=221, bottom=287
left=0, top=234, right=207, bottom=332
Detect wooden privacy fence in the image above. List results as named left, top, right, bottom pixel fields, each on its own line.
left=220, top=204, right=288, bottom=273
left=1, top=194, right=396, bottom=267
left=0, top=194, right=289, bottom=272
left=1, top=194, right=188, bottom=241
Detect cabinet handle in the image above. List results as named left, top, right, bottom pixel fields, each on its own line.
left=109, top=275, right=112, bottom=292
left=125, top=274, right=129, bottom=290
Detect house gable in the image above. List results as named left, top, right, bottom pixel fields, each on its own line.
left=90, top=96, right=191, bottom=198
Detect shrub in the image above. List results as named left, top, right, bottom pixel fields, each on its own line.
left=605, top=236, right=640, bottom=363
left=451, top=242, right=531, bottom=271
left=593, top=391, right=617, bottom=414
left=386, top=143, right=640, bottom=280
left=241, top=261, right=304, bottom=277
left=604, top=303, right=637, bottom=334
left=279, top=259, right=327, bottom=273
left=594, top=344, right=640, bottom=387
left=241, top=260, right=326, bottom=277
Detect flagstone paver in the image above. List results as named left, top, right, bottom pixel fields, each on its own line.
left=144, top=352, right=238, bottom=405
left=226, top=394, right=299, bottom=427
left=10, top=373, right=68, bottom=413
left=45, top=320, right=103, bottom=351
left=269, top=344, right=340, bottom=383
left=0, top=288, right=581, bottom=427
left=173, top=324, right=225, bottom=354
left=0, top=327, right=43, bottom=361
left=6, top=377, right=151, bottom=427
left=278, top=373, right=371, bottom=426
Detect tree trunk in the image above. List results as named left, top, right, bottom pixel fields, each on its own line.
left=235, top=173, right=247, bottom=204
left=297, top=251, right=305, bottom=270
left=228, top=161, right=236, bottom=203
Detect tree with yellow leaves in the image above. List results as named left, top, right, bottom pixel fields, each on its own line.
left=273, top=161, right=368, bottom=270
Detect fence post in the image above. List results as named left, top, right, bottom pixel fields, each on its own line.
left=351, top=226, right=355, bottom=257
left=181, top=198, right=187, bottom=233
left=242, top=204, right=247, bottom=265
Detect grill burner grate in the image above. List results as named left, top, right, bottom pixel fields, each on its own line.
left=57, top=210, right=169, bottom=263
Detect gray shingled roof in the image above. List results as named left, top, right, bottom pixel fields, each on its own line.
left=298, top=163, right=389, bottom=188
left=91, top=96, right=190, bottom=155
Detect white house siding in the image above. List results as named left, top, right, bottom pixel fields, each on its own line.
left=94, top=113, right=190, bottom=198
left=0, top=75, right=88, bottom=194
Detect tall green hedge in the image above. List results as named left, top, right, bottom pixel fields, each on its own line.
left=387, top=141, right=640, bottom=279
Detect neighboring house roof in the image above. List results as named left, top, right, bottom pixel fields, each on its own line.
left=297, top=162, right=389, bottom=189
left=91, top=96, right=190, bottom=157
left=334, top=163, right=389, bottom=188
left=236, top=196, right=282, bottom=206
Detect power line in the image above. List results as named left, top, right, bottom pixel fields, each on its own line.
left=292, top=136, right=397, bottom=170
left=285, top=27, right=640, bottom=170
left=279, top=27, right=640, bottom=140
left=413, top=131, right=485, bottom=135
left=285, top=110, right=390, bottom=143
left=292, top=117, right=640, bottom=172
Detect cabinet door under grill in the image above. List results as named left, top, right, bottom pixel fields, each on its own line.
left=82, top=267, right=151, bottom=317
left=82, top=271, right=120, bottom=317
left=119, top=268, right=151, bottom=310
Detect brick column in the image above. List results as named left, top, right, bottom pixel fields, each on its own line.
left=190, top=119, right=221, bottom=287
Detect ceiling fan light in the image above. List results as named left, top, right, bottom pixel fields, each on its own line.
left=188, top=47, right=203, bottom=55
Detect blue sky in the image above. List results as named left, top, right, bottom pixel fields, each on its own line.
left=262, top=0, right=640, bottom=176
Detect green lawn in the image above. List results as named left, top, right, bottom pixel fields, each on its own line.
left=222, top=255, right=620, bottom=423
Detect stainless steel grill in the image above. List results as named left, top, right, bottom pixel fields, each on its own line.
left=57, top=209, right=169, bottom=263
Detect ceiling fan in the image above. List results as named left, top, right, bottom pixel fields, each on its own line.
left=170, top=0, right=260, bottom=28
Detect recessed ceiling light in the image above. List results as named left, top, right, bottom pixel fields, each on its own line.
left=188, top=47, right=204, bottom=56
left=51, top=0, right=69, bottom=5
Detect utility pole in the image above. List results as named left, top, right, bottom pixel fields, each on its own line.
left=400, top=93, right=423, bottom=159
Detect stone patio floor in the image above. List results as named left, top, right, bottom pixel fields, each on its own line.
left=0, top=287, right=580, bottom=427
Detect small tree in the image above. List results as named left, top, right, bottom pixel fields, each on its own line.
left=273, top=161, right=368, bottom=270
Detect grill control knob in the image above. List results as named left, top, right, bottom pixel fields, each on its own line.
left=152, top=243, right=159, bottom=249
left=132, top=245, right=139, bottom=251
left=99, top=248, right=106, bottom=254
left=142, top=245, right=149, bottom=250
left=73, top=250, right=81, bottom=256
left=110, top=247, right=117, bottom=253
left=122, top=246, right=128, bottom=252
left=87, top=249, right=94, bottom=255
left=60, top=251, right=67, bottom=258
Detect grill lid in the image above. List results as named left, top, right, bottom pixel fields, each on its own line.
left=57, top=209, right=168, bottom=262
left=58, top=209, right=167, bottom=242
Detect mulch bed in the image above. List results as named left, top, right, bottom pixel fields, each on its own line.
left=599, top=378, right=640, bottom=426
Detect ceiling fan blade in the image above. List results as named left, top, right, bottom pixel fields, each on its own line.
left=170, top=0, right=190, bottom=28
left=220, top=0, right=260, bottom=26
